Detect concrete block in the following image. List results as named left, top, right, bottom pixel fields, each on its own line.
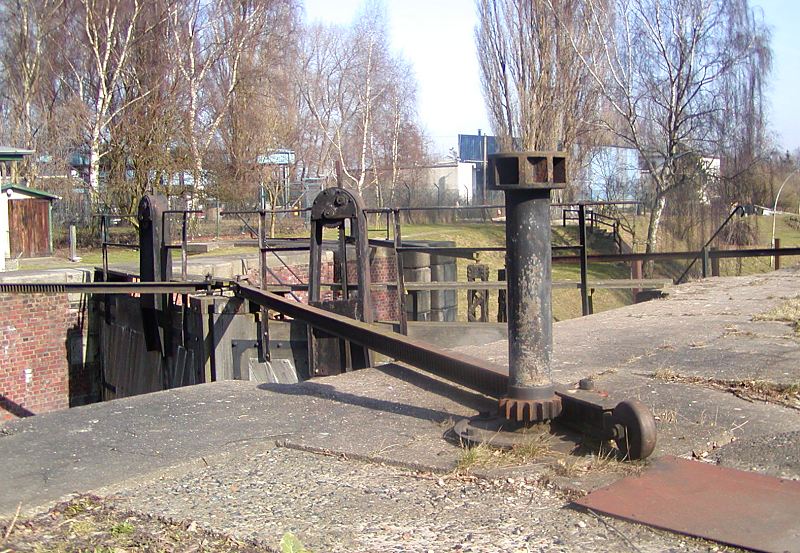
left=249, top=358, right=299, bottom=384
left=405, top=290, right=431, bottom=313
left=431, top=290, right=446, bottom=309
left=403, top=267, right=431, bottom=283
left=431, top=263, right=457, bottom=282
left=412, top=310, right=431, bottom=322
left=430, top=307, right=457, bottom=322
left=401, top=251, right=430, bottom=269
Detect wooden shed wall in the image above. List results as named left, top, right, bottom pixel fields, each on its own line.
left=8, top=198, right=50, bottom=257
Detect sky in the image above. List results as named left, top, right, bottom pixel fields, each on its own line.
left=303, top=0, right=800, bottom=158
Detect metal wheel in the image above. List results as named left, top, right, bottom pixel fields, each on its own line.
left=612, top=399, right=657, bottom=460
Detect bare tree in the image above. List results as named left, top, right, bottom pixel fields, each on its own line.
left=297, top=2, right=427, bottom=201
left=711, top=0, right=772, bottom=210
left=554, top=0, right=770, bottom=255
left=60, top=0, right=157, bottom=203
left=103, top=1, right=185, bottom=218
left=0, top=0, right=64, bottom=182
left=475, top=0, right=599, bottom=158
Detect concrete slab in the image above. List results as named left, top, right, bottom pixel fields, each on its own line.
left=0, top=369, right=491, bottom=516
left=1, top=267, right=799, bottom=551
left=455, top=267, right=800, bottom=388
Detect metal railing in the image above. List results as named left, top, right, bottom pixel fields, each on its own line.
left=674, top=205, right=745, bottom=285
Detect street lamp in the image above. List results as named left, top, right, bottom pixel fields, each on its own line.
left=771, top=167, right=800, bottom=268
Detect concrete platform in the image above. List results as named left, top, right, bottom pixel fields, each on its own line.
left=1, top=267, right=799, bottom=551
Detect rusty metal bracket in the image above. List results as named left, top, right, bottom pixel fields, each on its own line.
left=308, top=187, right=373, bottom=376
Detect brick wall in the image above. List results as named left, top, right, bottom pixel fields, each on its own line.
left=0, top=294, right=72, bottom=421
left=246, top=249, right=399, bottom=321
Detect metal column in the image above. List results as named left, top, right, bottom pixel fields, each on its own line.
left=488, top=152, right=566, bottom=422
left=578, top=203, right=590, bottom=316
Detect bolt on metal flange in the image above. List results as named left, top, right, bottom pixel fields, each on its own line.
left=488, top=152, right=567, bottom=423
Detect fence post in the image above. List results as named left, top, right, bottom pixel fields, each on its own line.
left=701, top=247, right=709, bottom=278
left=578, top=204, right=590, bottom=316
left=467, top=263, right=489, bottom=322
left=393, top=210, right=408, bottom=335
left=711, top=247, right=720, bottom=277
left=631, top=259, right=643, bottom=302
left=101, top=215, right=109, bottom=282
left=775, top=238, right=781, bottom=271
left=497, top=268, right=507, bottom=323
left=562, top=208, right=566, bottom=227
left=69, top=224, right=79, bottom=262
left=215, top=202, right=220, bottom=240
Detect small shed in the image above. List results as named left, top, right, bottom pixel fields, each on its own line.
left=1, top=184, right=60, bottom=259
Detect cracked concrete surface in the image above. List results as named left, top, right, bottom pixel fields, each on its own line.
left=2, top=267, right=799, bottom=551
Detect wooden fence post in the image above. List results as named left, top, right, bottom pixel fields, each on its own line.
left=631, top=259, right=643, bottom=302
left=710, top=247, right=720, bottom=277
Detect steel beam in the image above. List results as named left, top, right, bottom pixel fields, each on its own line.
left=234, top=282, right=509, bottom=397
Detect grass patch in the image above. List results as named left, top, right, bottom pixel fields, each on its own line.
left=550, top=443, right=646, bottom=478
left=0, top=495, right=266, bottom=553
left=109, top=521, right=135, bottom=538
left=456, top=431, right=553, bottom=472
left=753, top=296, right=800, bottom=333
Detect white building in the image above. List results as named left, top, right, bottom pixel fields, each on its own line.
left=422, top=161, right=476, bottom=204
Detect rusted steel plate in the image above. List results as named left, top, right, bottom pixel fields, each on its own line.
left=575, top=455, right=800, bottom=553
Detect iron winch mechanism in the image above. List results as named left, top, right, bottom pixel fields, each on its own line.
left=448, top=152, right=657, bottom=460
left=288, top=166, right=655, bottom=459
left=0, top=166, right=656, bottom=459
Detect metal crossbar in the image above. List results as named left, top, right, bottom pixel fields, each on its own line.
left=233, top=282, right=509, bottom=397
left=0, top=281, right=215, bottom=295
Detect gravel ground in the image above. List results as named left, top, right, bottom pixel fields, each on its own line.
left=0, top=495, right=266, bottom=553
left=108, top=444, right=734, bottom=553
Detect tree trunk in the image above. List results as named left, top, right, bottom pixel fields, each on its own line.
left=644, top=194, right=667, bottom=276
left=88, top=134, right=101, bottom=206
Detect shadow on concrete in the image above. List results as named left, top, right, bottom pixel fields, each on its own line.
left=0, top=395, right=35, bottom=418
left=257, top=365, right=492, bottom=424
left=372, top=364, right=495, bottom=411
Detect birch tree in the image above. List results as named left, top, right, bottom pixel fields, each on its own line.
left=64, top=0, right=152, bottom=203
left=169, top=0, right=284, bottom=204
left=297, top=2, right=427, bottom=202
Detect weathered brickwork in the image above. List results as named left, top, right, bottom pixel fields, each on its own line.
left=248, top=251, right=400, bottom=321
left=0, top=251, right=400, bottom=422
left=0, top=294, right=72, bottom=421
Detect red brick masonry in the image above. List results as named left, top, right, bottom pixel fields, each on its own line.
left=0, top=253, right=400, bottom=421
left=0, top=294, right=72, bottom=421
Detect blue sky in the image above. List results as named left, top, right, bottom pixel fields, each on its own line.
left=304, top=0, right=800, bottom=157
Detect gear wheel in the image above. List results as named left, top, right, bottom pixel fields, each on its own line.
left=499, top=395, right=562, bottom=422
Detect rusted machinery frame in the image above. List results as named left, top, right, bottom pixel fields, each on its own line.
left=234, top=282, right=509, bottom=398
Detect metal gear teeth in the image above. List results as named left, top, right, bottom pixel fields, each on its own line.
left=498, top=395, right=563, bottom=422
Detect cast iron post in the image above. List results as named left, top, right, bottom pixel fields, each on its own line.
left=578, top=203, right=590, bottom=316
left=487, top=152, right=566, bottom=422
